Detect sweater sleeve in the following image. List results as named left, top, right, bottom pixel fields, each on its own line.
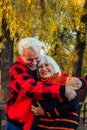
left=9, top=62, right=65, bottom=101
left=39, top=96, right=79, bottom=118
left=79, top=78, right=87, bottom=92
left=52, top=97, right=79, bottom=117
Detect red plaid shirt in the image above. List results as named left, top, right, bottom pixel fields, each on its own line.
left=5, top=56, right=65, bottom=130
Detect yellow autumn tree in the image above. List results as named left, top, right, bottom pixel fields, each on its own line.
left=0, top=0, right=87, bottom=101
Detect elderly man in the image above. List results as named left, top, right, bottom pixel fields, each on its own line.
left=5, top=37, right=78, bottom=130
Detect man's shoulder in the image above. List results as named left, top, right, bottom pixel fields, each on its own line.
left=10, top=60, right=25, bottom=73
left=10, top=61, right=21, bottom=68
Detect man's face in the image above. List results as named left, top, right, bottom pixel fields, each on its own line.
left=22, top=48, right=40, bottom=70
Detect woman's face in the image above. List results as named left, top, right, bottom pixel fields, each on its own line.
left=38, top=61, right=55, bottom=78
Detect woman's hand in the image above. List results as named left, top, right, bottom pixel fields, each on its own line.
left=65, top=86, right=77, bottom=101
left=66, top=77, right=82, bottom=90
left=31, top=101, right=45, bottom=116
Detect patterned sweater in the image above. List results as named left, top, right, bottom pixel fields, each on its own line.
left=35, top=73, right=87, bottom=130
left=5, top=56, right=66, bottom=130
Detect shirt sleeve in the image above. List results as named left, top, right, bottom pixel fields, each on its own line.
left=9, top=63, right=65, bottom=101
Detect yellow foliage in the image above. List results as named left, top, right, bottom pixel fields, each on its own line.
left=73, top=0, right=85, bottom=6
left=0, top=0, right=87, bottom=74
left=27, top=0, right=31, bottom=5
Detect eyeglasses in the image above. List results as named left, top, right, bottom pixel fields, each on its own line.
left=22, top=55, right=40, bottom=64
left=26, top=57, right=40, bottom=63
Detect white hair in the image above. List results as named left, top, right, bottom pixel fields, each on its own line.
left=18, top=37, right=41, bottom=56
left=38, top=55, right=61, bottom=73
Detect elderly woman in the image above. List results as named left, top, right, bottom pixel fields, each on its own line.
left=31, top=55, right=86, bottom=130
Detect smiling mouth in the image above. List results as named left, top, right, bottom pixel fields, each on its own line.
left=41, top=71, right=49, bottom=75
left=29, top=64, right=36, bottom=67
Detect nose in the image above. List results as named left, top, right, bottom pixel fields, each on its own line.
left=41, top=65, right=46, bottom=70
left=32, top=59, right=37, bottom=65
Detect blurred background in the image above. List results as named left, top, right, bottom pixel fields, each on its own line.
left=0, top=0, right=87, bottom=129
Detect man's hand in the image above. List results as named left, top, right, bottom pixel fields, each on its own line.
left=65, top=86, right=77, bottom=101
left=31, top=101, right=45, bottom=116
left=66, top=77, right=82, bottom=90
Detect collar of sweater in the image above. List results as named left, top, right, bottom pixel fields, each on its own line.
left=40, top=72, right=67, bottom=85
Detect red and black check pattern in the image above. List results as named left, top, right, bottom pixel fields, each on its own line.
left=8, top=56, right=65, bottom=101
left=34, top=73, right=87, bottom=130
left=5, top=56, right=65, bottom=130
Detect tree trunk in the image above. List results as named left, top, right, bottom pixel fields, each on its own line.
left=72, top=34, right=86, bottom=77
left=72, top=0, right=87, bottom=102
left=0, top=17, right=13, bottom=102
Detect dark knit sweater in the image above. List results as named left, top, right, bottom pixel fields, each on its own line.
left=35, top=73, right=87, bottom=130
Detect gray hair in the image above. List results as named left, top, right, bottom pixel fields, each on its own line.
left=18, top=37, right=41, bottom=56
left=38, top=55, right=61, bottom=73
